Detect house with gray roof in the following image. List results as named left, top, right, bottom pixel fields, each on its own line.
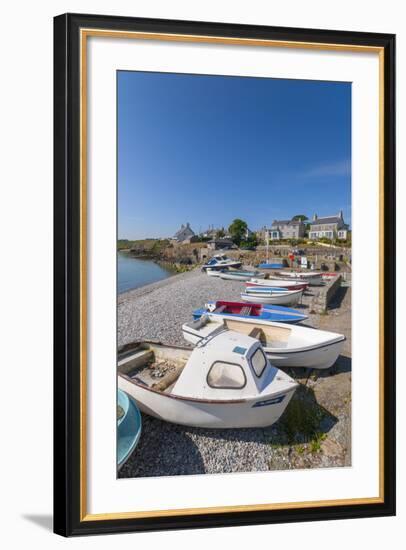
left=173, top=222, right=196, bottom=243
left=269, top=218, right=305, bottom=240
left=309, top=211, right=349, bottom=240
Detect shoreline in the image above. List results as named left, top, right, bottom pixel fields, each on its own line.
left=118, top=267, right=201, bottom=304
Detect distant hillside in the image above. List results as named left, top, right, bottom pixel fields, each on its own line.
left=118, top=238, right=171, bottom=255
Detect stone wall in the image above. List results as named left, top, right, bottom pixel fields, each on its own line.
left=310, top=274, right=342, bottom=314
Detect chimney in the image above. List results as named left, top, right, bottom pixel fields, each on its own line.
left=313, top=214, right=318, bottom=221
left=339, top=210, right=343, bottom=219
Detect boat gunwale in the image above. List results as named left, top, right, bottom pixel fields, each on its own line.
left=183, top=327, right=346, bottom=355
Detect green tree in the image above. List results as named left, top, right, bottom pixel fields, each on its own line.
left=216, top=227, right=226, bottom=239
left=228, top=218, right=248, bottom=246
left=292, top=214, right=308, bottom=222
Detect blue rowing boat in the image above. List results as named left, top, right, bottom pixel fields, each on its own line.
left=193, top=300, right=308, bottom=324
left=258, top=262, right=285, bottom=269
left=245, top=286, right=289, bottom=293
left=117, top=389, right=142, bottom=470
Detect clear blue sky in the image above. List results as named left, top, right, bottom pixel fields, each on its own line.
left=118, top=71, right=351, bottom=239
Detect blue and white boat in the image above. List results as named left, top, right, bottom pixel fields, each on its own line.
left=245, top=285, right=290, bottom=293
left=202, top=254, right=242, bottom=271
left=193, top=300, right=308, bottom=324
left=258, top=262, right=285, bottom=270
left=117, top=389, right=142, bottom=470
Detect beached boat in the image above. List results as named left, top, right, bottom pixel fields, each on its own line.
left=206, top=268, right=225, bottom=277
left=219, top=270, right=265, bottom=281
left=202, top=254, right=242, bottom=271
left=183, top=316, right=345, bottom=369
left=244, top=286, right=297, bottom=293
left=258, top=262, right=285, bottom=270
left=117, top=389, right=142, bottom=469
left=246, top=278, right=308, bottom=291
left=117, top=332, right=298, bottom=428
left=241, top=288, right=303, bottom=305
left=277, top=271, right=323, bottom=286
left=193, top=300, right=308, bottom=324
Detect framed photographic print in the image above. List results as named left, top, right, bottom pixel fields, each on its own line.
left=54, top=13, right=396, bottom=536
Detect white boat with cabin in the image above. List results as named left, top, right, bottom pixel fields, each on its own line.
left=202, top=254, right=242, bottom=271
left=117, top=331, right=298, bottom=428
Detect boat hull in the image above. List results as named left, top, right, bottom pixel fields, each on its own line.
left=241, top=290, right=302, bottom=305
left=193, top=302, right=308, bottom=324
left=246, top=279, right=308, bottom=291
left=183, top=323, right=345, bottom=370
left=202, top=261, right=242, bottom=271
left=118, top=375, right=296, bottom=428
left=263, top=339, right=344, bottom=369
left=220, top=271, right=265, bottom=281
left=278, top=272, right=323, bottom=286
left=117, top=390, right=142, bottom=469
left=206, top=268, right=223, bottom=277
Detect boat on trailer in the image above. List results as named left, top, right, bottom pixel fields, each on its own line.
left=219, top=270, right=265, bottom=281
left=183, top=316, right=345, bottom=369
left=246, top=278, right=308, bottom=291
left=117, top=332, right=298, bottom=428
left=193, top=300, right=308, bottom=324
left=241, top=288, right=303, bottom=305
left=202, top=254, right=242, bottom=271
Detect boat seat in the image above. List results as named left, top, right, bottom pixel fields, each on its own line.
left=249, top=327, right=267, bottom=345
left=214, top=305, right=226, bottom=313
left=240, top=306, right=252, bottom=316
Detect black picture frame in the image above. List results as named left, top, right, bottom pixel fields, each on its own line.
left=54, top=12, right=396, bottom=537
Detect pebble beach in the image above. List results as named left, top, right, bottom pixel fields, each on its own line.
left=118, top=267, right=352, bottom=478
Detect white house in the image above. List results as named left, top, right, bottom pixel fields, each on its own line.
left=173, top=222, right=196, bottom=243
left=309, top=211, right=349, bottom=240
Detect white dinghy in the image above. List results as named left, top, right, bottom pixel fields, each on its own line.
left=219, top=270, right=265, bottom=281
left=247, top=278, right=308, bottom=291
left=117, top=332, right=298, bottom=429
left=241, top=288, right=303, bottom=305
left=277, top=271, right=323, bottom=286
left=183, top=316, right=345, bottom=370
left=206, top=268, right=224, bottom=277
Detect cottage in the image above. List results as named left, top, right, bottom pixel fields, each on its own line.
left=173, top=222, right=196, bottom=243
left=309, top=211, right=349, bottom=240
left=269, top=218, right=305, bottom=240
left=207, top=238, right=235, bottom=251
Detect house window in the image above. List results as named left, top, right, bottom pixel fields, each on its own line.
left=207, top=362, right=246, bottom=389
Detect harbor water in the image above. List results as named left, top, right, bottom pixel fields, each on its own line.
left=118, top=252, right=173, bottom=293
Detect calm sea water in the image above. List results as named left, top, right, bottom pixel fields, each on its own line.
left=118, top=252, right=173, bottom=294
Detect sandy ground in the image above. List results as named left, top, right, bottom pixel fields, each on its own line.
left=118, top=268, right=351, bottom=478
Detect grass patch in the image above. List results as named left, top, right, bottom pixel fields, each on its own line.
left=277, top=387, right=328, bottom=451
left=310, top=432, right=327, bottom=453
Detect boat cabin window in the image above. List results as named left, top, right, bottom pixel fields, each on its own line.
left=250, top=348, right=267, bottom=377
left=207, top=362, right=246, bottom=389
